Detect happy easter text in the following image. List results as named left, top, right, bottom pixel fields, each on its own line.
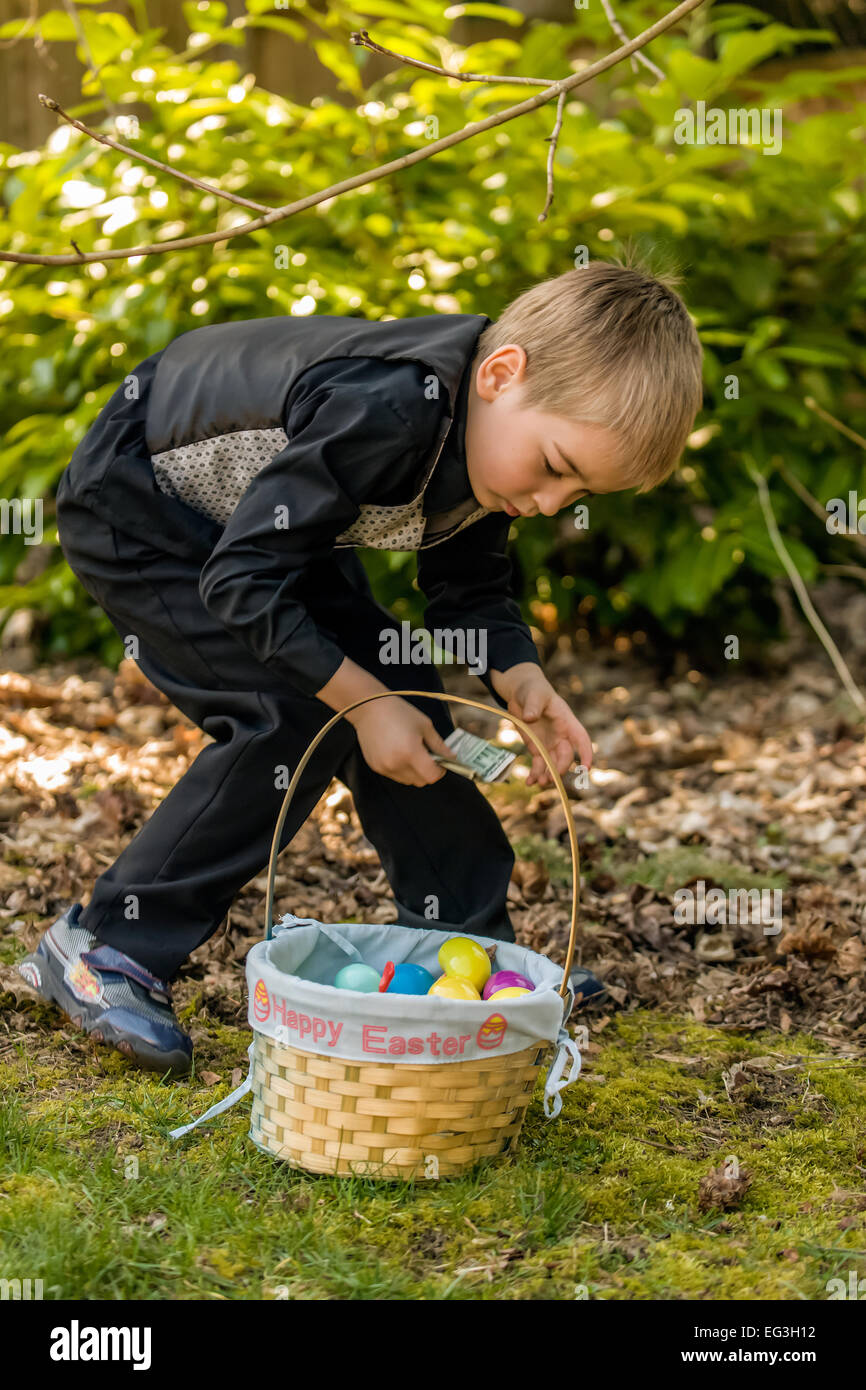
left=266, top=998, right=472, bottom=1057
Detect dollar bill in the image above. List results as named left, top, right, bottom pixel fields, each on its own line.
left=430, top=727, right=516, bottom=783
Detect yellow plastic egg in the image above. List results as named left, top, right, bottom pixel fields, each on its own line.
left=489, top=987, right=531, bottom=1000
left=428, top=974, right=481, bottom=1001
left=437, top=936, right=491, bottom=991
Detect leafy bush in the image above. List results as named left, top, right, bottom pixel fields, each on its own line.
left=0, top=0, right=864, bottom=667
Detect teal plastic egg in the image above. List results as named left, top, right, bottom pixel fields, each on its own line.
left=334, top=963, right=381, bottom=992
left=387, top=963, right=436, bottom=995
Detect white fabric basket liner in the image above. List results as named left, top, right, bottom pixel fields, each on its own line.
left=246, top=914, right=567, bottom=1064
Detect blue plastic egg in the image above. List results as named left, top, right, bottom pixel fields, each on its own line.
left=386, top=963, right=436, bottom=995
left=334, top=963, right=381, bottom=992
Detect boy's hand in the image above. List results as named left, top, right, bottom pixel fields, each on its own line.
left=348, top=696, right=452, bottom=788
left=490, top=663, right=593, bottom=789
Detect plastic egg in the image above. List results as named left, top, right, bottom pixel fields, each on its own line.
left=387, top=963, right=436, bottom=995
left=489, top=986, right=532, bottom=1000
left=428, top=974, right=481, bottom=1001
left=437, top=936, right=491, bottom=991
left=334, top=963, right=381, bottom=992
left=482, top=969, right=534, bottom=1000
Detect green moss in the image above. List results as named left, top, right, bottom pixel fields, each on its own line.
left=596, top=845, right=788, bottom=893
left=1, top=1010, right=863, bottom=1299
left=512, top=833, right=574, bottom=884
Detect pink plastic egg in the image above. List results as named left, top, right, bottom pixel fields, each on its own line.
left=482, top=969, right=534, bottom=1000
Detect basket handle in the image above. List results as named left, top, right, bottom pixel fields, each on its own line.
left=263, top=691, right=581, bottom=1001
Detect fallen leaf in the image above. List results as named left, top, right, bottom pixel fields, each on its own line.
left=698, top=1161, right=753, bottom=1212
left=695, top=930, right=736, bottom=962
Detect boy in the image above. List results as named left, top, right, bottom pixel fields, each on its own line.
left=19, top=258, right=703, bottom=1075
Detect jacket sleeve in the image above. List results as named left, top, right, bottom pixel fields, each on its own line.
left=415, top=510, right=542, bottom=711
left=198, top=371, right=438, bottom=699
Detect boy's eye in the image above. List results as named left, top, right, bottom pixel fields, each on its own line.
left=543, top=453, right=593, bottom=501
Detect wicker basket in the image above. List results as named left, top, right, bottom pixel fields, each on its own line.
left=250, top=690, right=582, bottom=1181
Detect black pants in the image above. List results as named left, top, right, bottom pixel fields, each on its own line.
left=54, top=460, right=516, bottom=981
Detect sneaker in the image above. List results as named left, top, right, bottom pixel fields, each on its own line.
left=566, top=964, right=606, bottom=1013
left=17, top=902, right=193, bottom=1075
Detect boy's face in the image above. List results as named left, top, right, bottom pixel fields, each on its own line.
left=464, top=344, right=633, bottom=517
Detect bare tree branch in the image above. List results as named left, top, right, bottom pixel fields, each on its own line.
left=352, top=15, right=667, bottom=87
left=0, top=0, right=707, bottom=267
left=37, top=95, right=272, bottom=214
left=353, top=10, right=667, bottom=222
left=600, top=0, right=666, bottom=81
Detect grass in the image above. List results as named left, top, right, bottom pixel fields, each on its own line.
left=1, top=1010, right=864, bottom=1300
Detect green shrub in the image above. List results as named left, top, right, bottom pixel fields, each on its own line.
left=0, top=1, right=863, bottom=664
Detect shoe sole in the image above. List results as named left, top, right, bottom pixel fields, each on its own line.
left=19, top=940, right=192, bottom=1077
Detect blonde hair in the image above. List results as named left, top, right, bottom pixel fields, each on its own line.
left=471, top=249, right=704, bottom=492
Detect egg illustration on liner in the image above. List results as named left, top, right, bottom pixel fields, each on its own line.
left=476, top=1012, right=508, bottom=1049
left=334, top=963, right=381, bottom=992
left=482, top=970, right=534, bottom=1000
left=252, top=978, right=270, bottom=1022
left=428, top=974, right=480, bottom=1001
left=437, top=936, right=491, bottom=992
left=489, top=986, right=531, bottom=1000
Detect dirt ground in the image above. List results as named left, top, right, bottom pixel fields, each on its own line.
left=1, top=624, right=864, bottom=1062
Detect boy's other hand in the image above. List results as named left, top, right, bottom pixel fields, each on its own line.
left=349, top=696, right=452, bottom=788
left=490, top=663, right=593, bottom=788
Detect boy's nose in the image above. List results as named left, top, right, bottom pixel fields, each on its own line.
left=530, top=496, right=555, bottom=517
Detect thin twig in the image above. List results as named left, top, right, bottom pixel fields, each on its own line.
left=2, top=0, right=56, bottom=68
left=0, top=0, right=37, bottom=48
left=777, top=461, right=837, bottom=523
left=821, top=564, right=866, bottom=581
left=777, top=459, right=866, bottom=553
left=351, top=27, right=560, bottom=87
left=538, top=91, right=566, bottom=223
left=61, top=0, right=119, bottom=119
left=600, top=0, right=666, bottom=80
left=805, top=396, right=866, bottom=452
left=0, top=0, right=708, bottom=267
left=745, top=457, right=866, bottom=719
left=37, top=95, right=272, bottom=214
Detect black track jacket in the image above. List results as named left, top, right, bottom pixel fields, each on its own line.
left=66, top=312, right=542, bottom=707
